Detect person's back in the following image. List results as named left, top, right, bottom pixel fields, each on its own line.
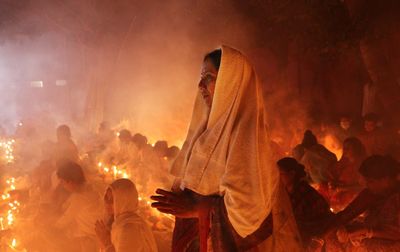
left=56, top=139, right=79, bottom=162
left=112, top=213, right=157, bottom=252
left=55, top=125, right=79, bottom=162
left=59, top=184, right=102, bottom=236
left=290, top=181, right=333, bottom=243
left=302, top=143, right=337, bottom=184
left=56, top=161, right=102, bottom=252
left=277, top=157, right=333, bottom=246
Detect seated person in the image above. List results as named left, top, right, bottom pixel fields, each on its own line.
left=166, top=146, right=180, bottom=163
left=56, top=161, right=103, bottom=252
left=95, top=179, right=157, bottom=252
left=293, top=130, right=337, bottom=195
left=55, top=125, right=79, bottom=162
left=358, top=113, right=389, bottom=156
left=96, top=122, right=115, bottom=151
left=113, top=129, right=140, bottom=170
left=325, top=155, right=400, bottom=251
left=334, top=115, right=358, bottom=144
left=277, top=157, right=333, bottom=246
left=329, top=137, right=367, bottom=210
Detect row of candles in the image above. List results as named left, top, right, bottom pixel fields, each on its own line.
left=1, top=177, right=24, bottom=251
left=0, top=139, right=15, bottom=164
left=97, top=162, right=130, bottom=180
left=0, top=138, right=20, bottom=250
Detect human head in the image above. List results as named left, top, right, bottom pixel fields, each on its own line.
left=107, top=179, right=139, bottom=217
left=277, top=157, right=307, bottom=192
left=199, top=49, right=221, bottom=107
left=359, top=155, right=399, bottom=195
left=56, top=160, right=86, bottom=192
left=339, top=115, right=352, bottom=130
left=154, top=140, right=168, bottom=157
left=118, top=129, right=132, bottom=144
left=132, top=133, right=147, bottom=150
left=57, top=125, right=71, bottom=141
left=166, top=146, right=180, bottom=160
left=363, top=113, right=379, bottom=133
left=342, top=137, right=366, bottom=161
left=301, top=130, right=318, bottom=149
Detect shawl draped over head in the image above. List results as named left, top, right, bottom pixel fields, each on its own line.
left=170, top=45, right=302, bottom=250
left=108, top=179, right=158, bottom=252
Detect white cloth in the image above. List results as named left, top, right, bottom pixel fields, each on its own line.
left=56, top=184, right=102, bottom=238
left=109, top=179, right=158, bottom=252
left=170, top=46, right=303, bottom=250
left=362, top=83, right=379, bottom=116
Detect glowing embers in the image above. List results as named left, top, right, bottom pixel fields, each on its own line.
left=0, top=139, right=15, bottom=164
left=1, top=177, right=20, bottom=228
left=97, top=162, right=129, bottom=180
left=0, top=177, right=25, bottom=251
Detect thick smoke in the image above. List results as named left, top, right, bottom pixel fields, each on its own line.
left=1, top=0, right=392, bottom=148
left=0, top=0, right=262, bottom=145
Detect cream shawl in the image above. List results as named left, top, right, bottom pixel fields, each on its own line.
left=170, top=45, right=302, bottom=250
left=109, top=179, right=158, bottom=252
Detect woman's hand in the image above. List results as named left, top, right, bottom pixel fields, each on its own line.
left=336, top=227, right=349, bottom=243
left=349, top=228, right=371, bottom=241
left=95, top=220, right=112, bottom=249
left=151, top=189, right=198, bottom=218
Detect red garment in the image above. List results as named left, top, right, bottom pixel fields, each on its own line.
left=171, top=191, right=274, bottom=252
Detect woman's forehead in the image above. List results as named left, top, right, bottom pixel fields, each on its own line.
left=202, top=59, right=217, bottom=73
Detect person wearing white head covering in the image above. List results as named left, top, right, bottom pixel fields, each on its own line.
left=151, top=46, right=303, bottom=251
left=95, top=179, right=157, bottom=252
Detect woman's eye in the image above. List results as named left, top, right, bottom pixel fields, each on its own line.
left=204, top=75, right=214, bottom=84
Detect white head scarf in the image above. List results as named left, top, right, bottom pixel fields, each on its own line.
left=108, top=179, right=158, bottom=252
left=109, top=178, right=139, bottom=217
left=170, top=46, right=302, bottom=250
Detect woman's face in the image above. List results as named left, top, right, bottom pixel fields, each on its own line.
left=199, top=59, right=218, bottom=107
left=279, top=170, right=296, bottom=192
left=342, top=142, right=355, bottom=160
left=340, top=118, right=351, bottom=130
left=104, top=188, right=114, bottom=215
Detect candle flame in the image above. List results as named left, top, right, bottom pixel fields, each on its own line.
left=122, top=172, right=129, bottom=179
left=11, top=238, right=16, bottom=248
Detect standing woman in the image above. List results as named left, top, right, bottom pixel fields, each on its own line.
left=151, top=46, right=302, bottom=251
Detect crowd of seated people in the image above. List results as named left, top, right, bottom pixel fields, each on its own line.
left=3, top=111, right=399, bottom=252
left=8, top=121, right=180, bottom=251
left=284, top=112, right=400, bottom=251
